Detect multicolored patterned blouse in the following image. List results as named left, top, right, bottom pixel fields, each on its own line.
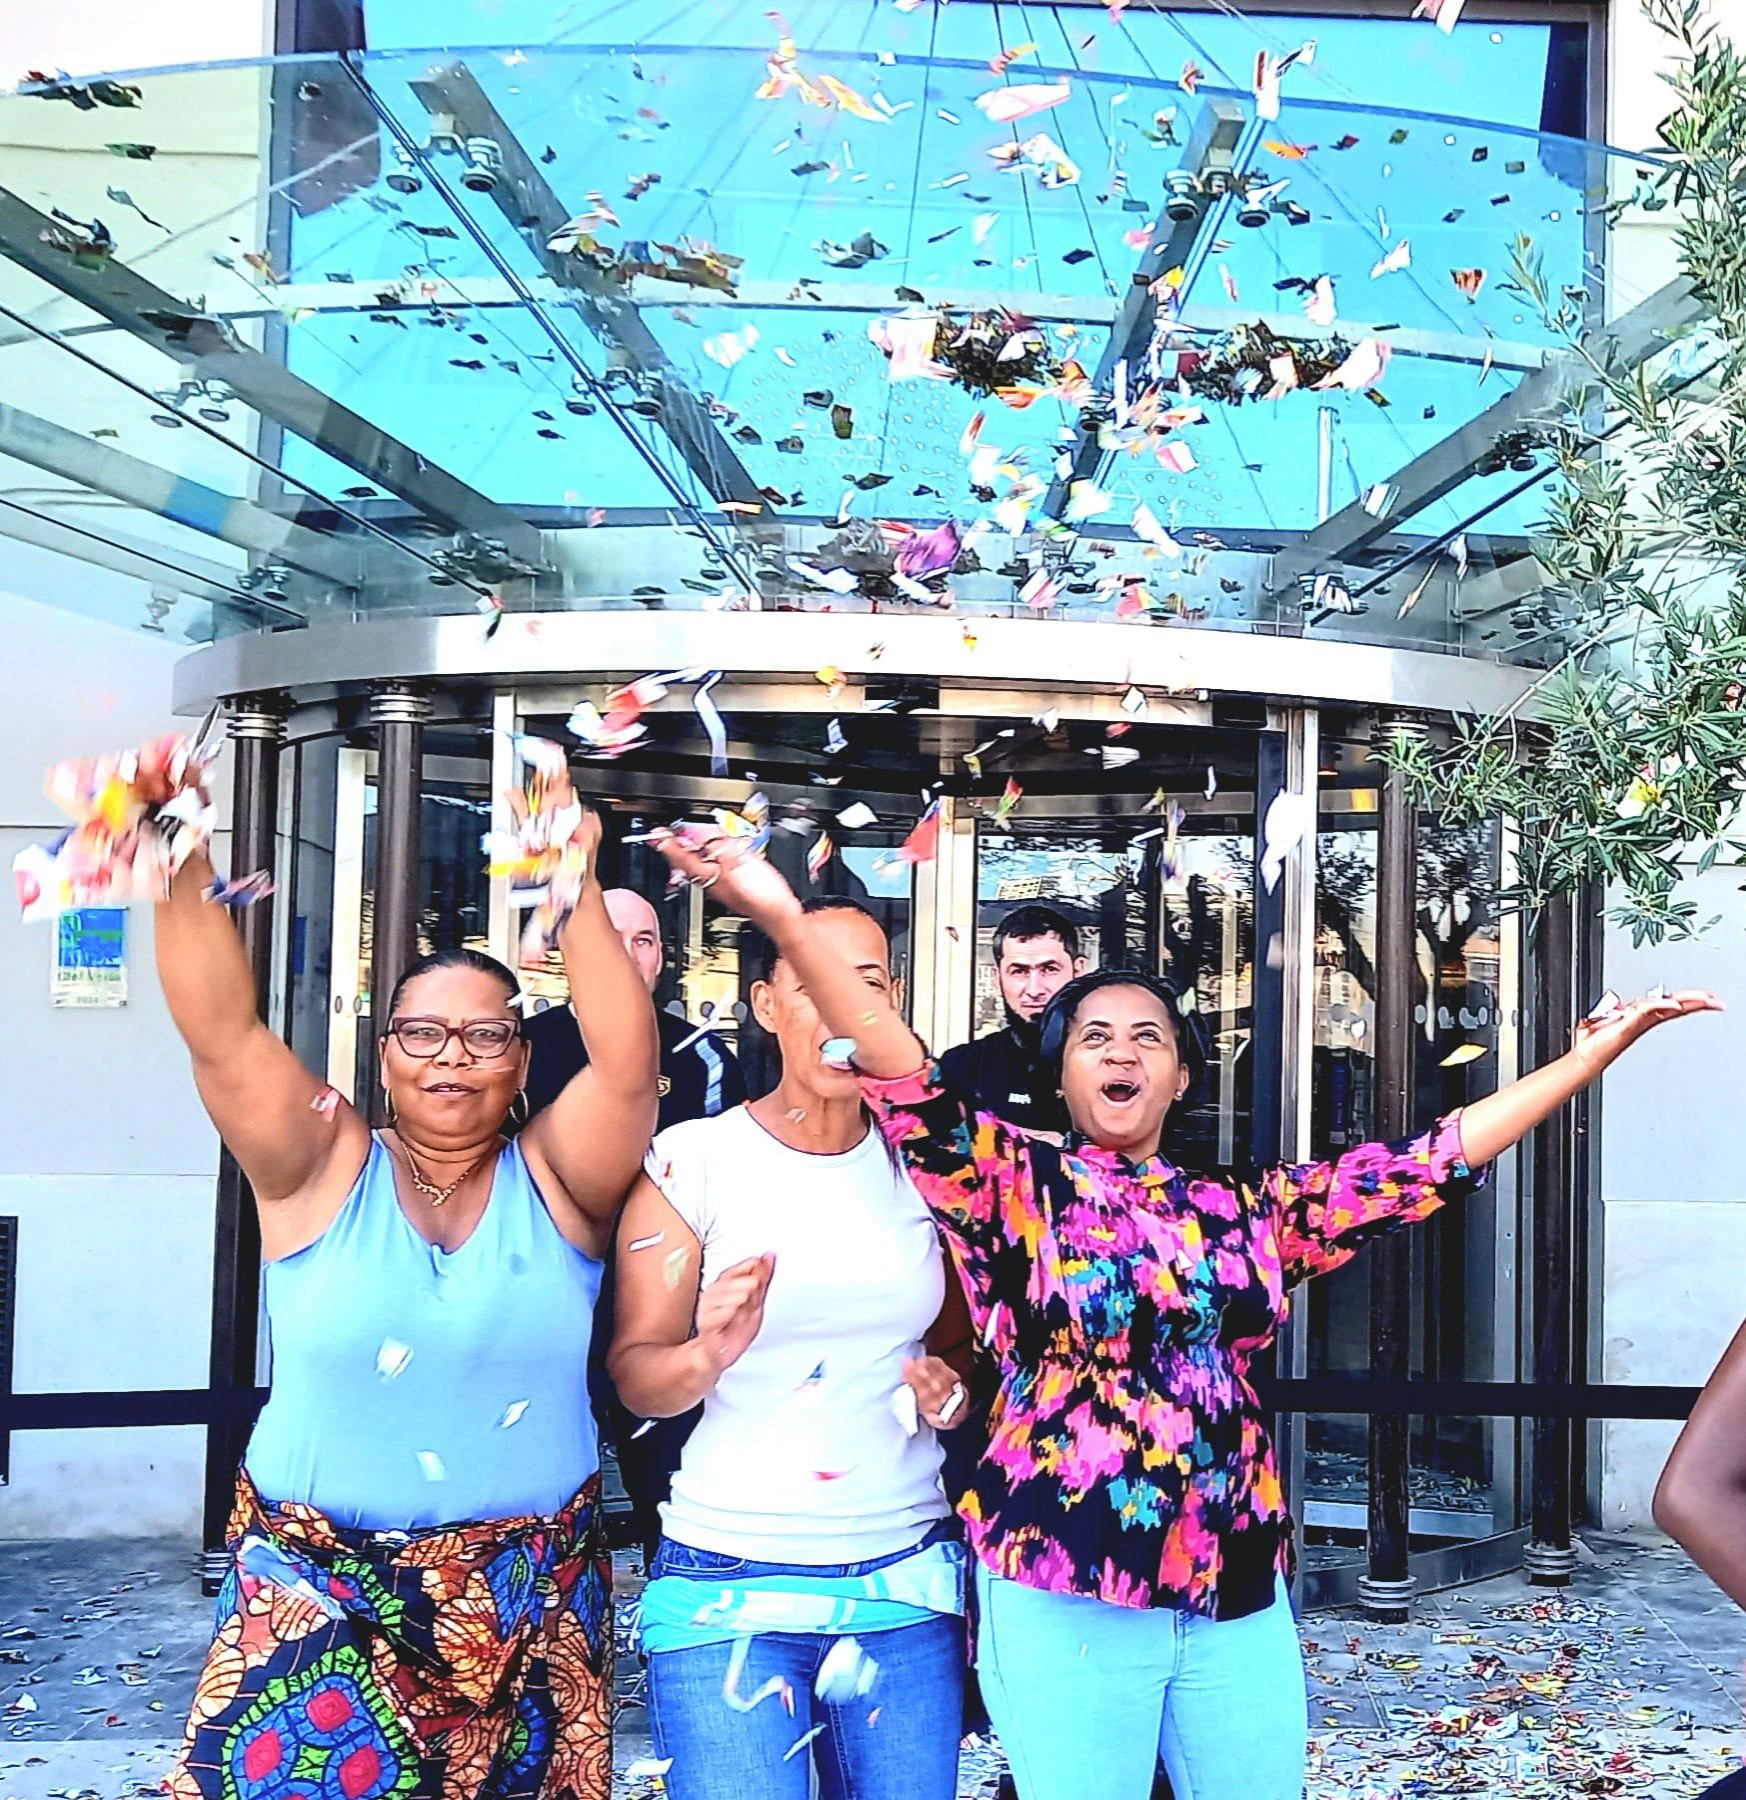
left=862, top=1067, right=1484, bottom=1622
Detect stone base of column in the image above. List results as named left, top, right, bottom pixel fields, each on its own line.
left=1357, top=1573, right=1415, bottom=1623
left=1523, top=1539, right=1578, bottom=1586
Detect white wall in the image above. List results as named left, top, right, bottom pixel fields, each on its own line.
left=0, top=1, right=270, bottom=81
left=1597, top=865, right=1746, bottom=1526
left=0, top=576, right=227, bottom=1536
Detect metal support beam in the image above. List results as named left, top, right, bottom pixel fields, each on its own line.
left=0, top=185, right=547, bottom=570
left=1044, top=99, right=1248, bottom=518
left=201, top=694, right=286, bottom=1593
left=0, top=402, right=358, bottom=586
left=1362, top=713, right=1425, bottom=1622
left=367, top=683, right=430, bottom=1123
left=404, top=62, right=766, bottom=512
left=1272, top=274, right=1705, bottom=594
left=1526, top=888, right=1578, bottom=1585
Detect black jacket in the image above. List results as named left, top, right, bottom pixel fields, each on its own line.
left=523, top=1002, right=746, bottom=1131
left=937, top=1018, right=1067, bottom=1136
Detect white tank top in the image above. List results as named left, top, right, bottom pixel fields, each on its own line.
left=645, top=1105, right=950, bottom=1563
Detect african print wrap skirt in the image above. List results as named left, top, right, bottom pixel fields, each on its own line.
left=167, top=1470, right=612, bottom=1800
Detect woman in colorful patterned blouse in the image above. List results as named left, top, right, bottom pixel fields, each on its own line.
left=654, top=825, right=1720, bottom=1800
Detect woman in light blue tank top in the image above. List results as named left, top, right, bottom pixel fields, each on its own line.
left=153, top=782, right=658, bottom=1800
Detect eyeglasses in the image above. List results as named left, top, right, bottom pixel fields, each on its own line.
left=387, top=1017, right=521, bottom=1060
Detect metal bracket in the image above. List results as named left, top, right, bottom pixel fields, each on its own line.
left=0, top=184, right=547, bottom=571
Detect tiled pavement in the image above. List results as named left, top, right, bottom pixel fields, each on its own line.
left=0, top=1533, right=1740, bottom=1798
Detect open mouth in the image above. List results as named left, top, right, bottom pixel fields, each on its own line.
left=1100, top=1077, right=1141, bottom=1106
left=425, top=1082, right=476, bottom=1096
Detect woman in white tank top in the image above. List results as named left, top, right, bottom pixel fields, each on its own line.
left=610, top=897, right=973, bottom=1800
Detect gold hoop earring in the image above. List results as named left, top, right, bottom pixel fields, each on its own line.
left=507, top=1089, right=529, bottom=1130
left=382, top=1088, right=398, bottom=1127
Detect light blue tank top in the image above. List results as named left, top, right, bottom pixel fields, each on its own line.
left=246, top=1135, right=603, bottom=1530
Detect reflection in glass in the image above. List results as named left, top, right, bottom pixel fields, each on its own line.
left=1305, top=793, right=1519, bottom=1551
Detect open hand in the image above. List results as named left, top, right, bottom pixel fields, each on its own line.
left=1573, top=987, right=1723, bottom=1070
left=654, top=827, right=802, bottom=929
left=695, top=1254, right=776, bottom=1373
left=903, top=1356, right=969, bottom=1430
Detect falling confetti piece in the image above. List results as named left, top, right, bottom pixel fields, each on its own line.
left=376, top=1340, right=413, bottom=1381
left=1122, top=685, right=1147, bottom=716
left=1398, top=561, right=1439, bottom=619
left=975, top=81, right=1071, bottom=125
left=785, top=1725, right=829, bottom=1762
left=837, top=801, right=877, bottom=829
left=1441, top=1042, right=1488, bottom=1066
left=628, top=1231, right=666, bottom=1252
left=663, top=1247, right=690, bottom=1290
left=310, top=1086, right=342, bottom=1121
left=1451, top=266, right=1487, bottom=301
left=498, top=1400, right=531, bottom=1428
left=625, top=1759, right=674, bottom=1780
left=892, top=1384, right=920, bottom=1436
left=1371, top=239, right=1412, bottom=278
left=416, top=1451, right=446, bottom=1482
left=816, top=1637, right=880, bottom=1703
left=1414, top=0, right=1467, bottom=29
left=723, top=1636, right=795, bottom=1713
left=990, top=42, right=1040, bottom=74
left=1260, top=791, right=1315, bottom=892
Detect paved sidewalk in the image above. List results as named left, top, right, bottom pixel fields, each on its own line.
left=0, top=1533, right=1738, bottom=1798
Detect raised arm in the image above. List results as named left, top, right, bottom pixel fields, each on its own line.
left=519, top=807, right=660, bottom=1233
left=156, top=851, right=367, bottom=1205
left=655, top=827, right=924, bottom=1077
left=1272, top=986, right=1721, bottom=1285
left=1654, top=1318, right=1746, bottom=1610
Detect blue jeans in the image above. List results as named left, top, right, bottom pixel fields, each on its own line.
left=646, top=1537, right=964, bottom=1800
left=976, top=1565, right=1306, bottom=1800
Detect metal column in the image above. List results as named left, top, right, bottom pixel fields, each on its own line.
left=200, top=694, right=286, bottom=1591
left=1526, top=888, right=1578, bottom=1585
left=1361, top=714, right=1424, bottom=1621
left=367, top=684, right=431, bottom=1122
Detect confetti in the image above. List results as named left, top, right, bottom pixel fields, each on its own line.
left=1441, top=1042, right=1488, bottom=1066
left=815, top=1637, right=880, bottom=1702
left=974, top=81, right=1071, bottom=125
left=628, top=1232, right=666, bottom=1252
left=416, top=1451, right=446, bottom=1483
left=837, top=801, right=878, bottom=829
left=1371, top=239, right=1412, bottom=278
left=784, top=1725, right=829, bottom=1761
left=1415, top=0, right=1467, bottom=29
left=1260, top=791, right=1315, bottom=892
left=310, top=1086, right=342, bottom=1121
left=624, top=1759, right=674, bottom=1780
left=662, top=1246, right=690, bottom=1289
left=892, top=1384, right=920, bottom=1437
left=376, top=1340, right=413, bottom=1381
left=1451, top=266, right=1487, bottom=301
left=498, top=1400, right=531, bottom=1428
left=14, top=723, right=227, bottom=922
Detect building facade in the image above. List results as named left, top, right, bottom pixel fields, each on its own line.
left=0, top=0, right=1738, bottom=1614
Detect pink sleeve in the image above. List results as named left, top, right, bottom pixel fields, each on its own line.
left=1266, top=1112, right=1484, bottom=1287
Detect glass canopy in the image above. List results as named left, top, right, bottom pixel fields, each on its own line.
left=0, top=6, right=1698, bottom=673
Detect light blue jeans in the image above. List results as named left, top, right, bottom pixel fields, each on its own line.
left=975, top=1565, right=1308, bottom=1800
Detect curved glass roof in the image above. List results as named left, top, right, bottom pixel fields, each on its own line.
left=0, top=4, right=1704, bottom=675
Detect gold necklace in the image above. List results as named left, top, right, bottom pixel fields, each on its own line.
left=395, top=1138, right=497, bottom=1208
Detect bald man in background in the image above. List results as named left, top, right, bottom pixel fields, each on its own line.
left=524, top=886, right=745, bottom=1563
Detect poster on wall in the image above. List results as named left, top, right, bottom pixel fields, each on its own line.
left=52, top=907, right=127, bottom=1008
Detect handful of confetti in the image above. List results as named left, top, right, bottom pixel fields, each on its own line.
left=13, top=724, right=230, bottom=921
left=482, top=737, right=588, bottom=958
